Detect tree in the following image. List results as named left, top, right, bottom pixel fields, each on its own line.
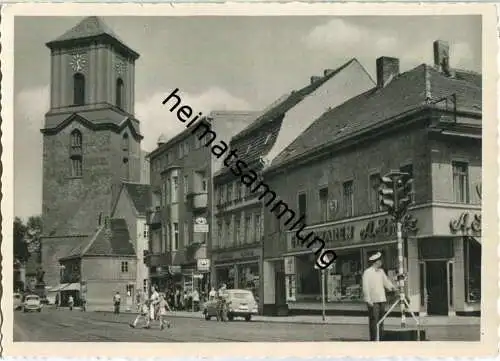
left=13, top=217, right=29, bottom=263
left=25, top=215, right=43, bottom=258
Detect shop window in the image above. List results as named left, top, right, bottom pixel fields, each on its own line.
left=237, top=264, right=259, bottom=300
left=121, top=261, right=129, bottom=273
left=464, top=237, right=481, bottom=302
left=298, top=192, right=307, bottom=224
left=343, top=181, right=354, bottom=217
left=452, top=161, right=469, bottom=204
left=327, top=249, right=363, bottom=301
left=319, top=187, right=329, bottom=222
left=369, top=173, right=381, bottom=212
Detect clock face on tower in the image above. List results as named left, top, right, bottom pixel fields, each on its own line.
left=70, top=53, right=87, bottom=72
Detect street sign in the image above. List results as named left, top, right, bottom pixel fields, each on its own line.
left=197, top=258, right=210, bottom=272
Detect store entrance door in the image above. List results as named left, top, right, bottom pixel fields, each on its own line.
left=425, top=261, right=448, bottom=315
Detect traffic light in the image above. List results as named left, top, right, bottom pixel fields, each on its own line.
left=379, top=176, right=395, bottom=215
left=396, top=176, right=414, bottom=217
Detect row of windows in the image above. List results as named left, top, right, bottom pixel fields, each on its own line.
left=215, top=212, right=262, bottom=248
left=151, top=135, right=208, bottom=172
left=72, top=73, right=125, bottom=109
left=216, top=181, right=249, bottom=206
left=276, top=161, right=471, bottom=227
left=161, top=172, right=207, bottom=206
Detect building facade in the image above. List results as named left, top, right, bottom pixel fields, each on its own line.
left=40, top=16, right=143, bottom=289
left=146, top=122, right=211, bottom=294
left=261, top=41, right=482, bottom=317
left=212, top=59, right=375, bottom=309
left=111, top=182, right=152, bottom=295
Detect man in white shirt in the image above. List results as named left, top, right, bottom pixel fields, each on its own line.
left=362, top=252, right=396, bottom=341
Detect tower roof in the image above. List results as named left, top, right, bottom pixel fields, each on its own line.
left=46, top=16, right=139, bottom=60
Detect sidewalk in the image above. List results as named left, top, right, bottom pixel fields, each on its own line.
left=93, top=309, right=480, bottom=327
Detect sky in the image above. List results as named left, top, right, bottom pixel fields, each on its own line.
left=14, top=15, right=482, bottom=219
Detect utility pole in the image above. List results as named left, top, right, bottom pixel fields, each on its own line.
left=377, top=170, right=420, bottom=341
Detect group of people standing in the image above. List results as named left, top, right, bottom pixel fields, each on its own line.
left=130, top=285, right=172, bottom=330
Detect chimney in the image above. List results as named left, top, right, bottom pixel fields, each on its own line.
left=310, top=76, right=322, bottom=84
left=324, top=69, right=335, bottom=77
left=376, top=57, right=400, bottom=88
left=433, top=40, right=451, bottom=76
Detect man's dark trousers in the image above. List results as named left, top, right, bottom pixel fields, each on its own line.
left=368, top=302, right=386, bottom=341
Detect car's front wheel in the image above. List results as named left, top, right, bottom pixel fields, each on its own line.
left=37, top=308, right=41, bottom=312
left=245, top=314, right=252, bottom=322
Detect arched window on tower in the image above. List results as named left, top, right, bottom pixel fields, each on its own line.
left=116, top=78, right=125, bottom=110
left=73, top=73, right=85, bottom=106
left=70, top=129, right=83, bottom=177
left=122, top=133, right=130, bottom=180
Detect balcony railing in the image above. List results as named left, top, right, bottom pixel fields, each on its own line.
left=188, top=192, right=208, bottom=210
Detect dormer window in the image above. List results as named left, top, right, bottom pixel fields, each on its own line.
left=116, top=78, right=125, bottom=109
left=73, top=73, right=85, bottom=106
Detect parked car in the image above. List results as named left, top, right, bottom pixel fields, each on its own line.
left=203, top=289, right=258, bottom=321
left=23, top=294, right=42, bottom=312
left=13, top=293, right=23, bottom=310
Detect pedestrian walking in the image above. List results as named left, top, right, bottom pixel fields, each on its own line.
left=192, top=288, right=200, bottom=312
left=209, top=286, right=216, bottom=301
left=55, top=293, right=60, bottom=309
left=81, top=294, right=87, bottom=312
left=113, top=291, right=121, bottom=314
left=68, top=295, right=74, bottom=311
left=130, top=299, right=151, bottom=329
left=157, top=294, right=172, bottom=330
left=362, top=252, right=397, bottom=341
left=150, top=286, right=160, bottom=321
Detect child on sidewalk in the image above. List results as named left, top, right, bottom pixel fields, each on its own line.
left=158, top=293, right=172, bottom=330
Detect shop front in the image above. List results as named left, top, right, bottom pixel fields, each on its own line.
left=212, top=247, right=261, bottom=303
left=273, top=205, right=481, bottom=317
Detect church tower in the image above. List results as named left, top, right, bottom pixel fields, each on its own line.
left=41, top=17, right=142, bottom=287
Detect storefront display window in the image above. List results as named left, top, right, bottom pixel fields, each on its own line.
left=464, top=237, right=481, bottom=303
left=215, top=266, right=235, bottom=289
left=237, top=263, right=259, bottom=301
left=327, top=249, right=363, bottom=302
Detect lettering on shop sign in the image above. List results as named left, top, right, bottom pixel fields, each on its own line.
left=449, top=212, right=481, bottom=235
left=360, top=218, right=395, bottom=240
left=290, top=224, right=354, bottom=249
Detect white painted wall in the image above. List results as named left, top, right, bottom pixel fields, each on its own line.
left=264, top=60, right=375, bottom=164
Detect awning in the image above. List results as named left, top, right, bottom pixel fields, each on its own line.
left=47, top=283, right=81, bottom=292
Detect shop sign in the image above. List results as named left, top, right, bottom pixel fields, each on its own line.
left=197, top=258, right=211, bottom=272
left=287, top=215, right=418, bottom=252
left=194, top=217, right=209, bottom=233
left=214, top=248, right=259, bottom=262
left=449, top=212, right=481, bottom=235
left=284, top=257, right=296, bottom=275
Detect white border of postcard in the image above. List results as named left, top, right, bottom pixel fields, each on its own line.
left=1, top=2, right=498, bottom=358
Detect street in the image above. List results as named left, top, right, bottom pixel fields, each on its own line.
left=14, top=308, right=480, bottom=342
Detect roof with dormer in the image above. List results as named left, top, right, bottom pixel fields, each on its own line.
left=46, top=16, right=139, bottom=60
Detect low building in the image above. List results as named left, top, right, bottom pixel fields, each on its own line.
left=53, top=218, right=137, bottom=310
left=261, top=40, right=481, bottom=317
left=212, top=59, right=375, bottom=309
left=111, top=181, right=151, bottom=296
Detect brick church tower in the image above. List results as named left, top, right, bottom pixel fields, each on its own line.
left=41, top=17, right=143, bottom=288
